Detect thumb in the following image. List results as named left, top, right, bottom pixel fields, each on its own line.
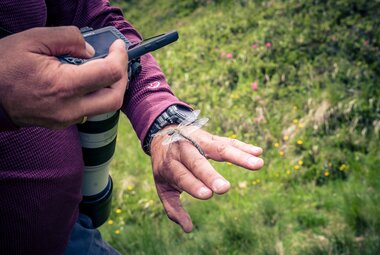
left=156, top=183, right=193, bottom=233
left=26, top=26, right=95, bottom=58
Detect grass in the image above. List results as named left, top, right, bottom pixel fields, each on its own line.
left=100, top=0, right=380, bottom=254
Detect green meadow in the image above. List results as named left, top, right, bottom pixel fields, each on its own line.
left=100, top=0, right=380, bottom=254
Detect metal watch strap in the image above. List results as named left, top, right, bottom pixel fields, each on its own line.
left=143, top=105, right=194, bottom=154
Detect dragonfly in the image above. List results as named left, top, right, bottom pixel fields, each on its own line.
left=152, top=110, right=209, bottom=156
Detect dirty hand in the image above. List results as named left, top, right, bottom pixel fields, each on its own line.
left=150, top=126, right=264, bottom=232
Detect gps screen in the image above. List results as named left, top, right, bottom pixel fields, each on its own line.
left=84, top=31, right=117, bottom=58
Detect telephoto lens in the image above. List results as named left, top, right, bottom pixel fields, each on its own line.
left=77, top=110, right=120, bottom=228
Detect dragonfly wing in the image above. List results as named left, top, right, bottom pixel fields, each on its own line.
left=151, top=129, right=169, bottom=137
left=162, top=133, right=183, bottom=145
left=177, top=110, right=201, bottom=128
left=182, top=117, right=209, bottom=136
left=193, top=117, right=209, bottom=127
left=192, top=110, right=201, bottom=119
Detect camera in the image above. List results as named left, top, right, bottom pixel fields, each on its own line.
left=77, top=111, right=120, bottom=228
left=60, top=26, right=178, bottom=228
left=65, top=26, right=138, bottom=228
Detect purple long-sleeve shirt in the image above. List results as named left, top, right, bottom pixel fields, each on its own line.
left=0, top=1, right=186, bottom=254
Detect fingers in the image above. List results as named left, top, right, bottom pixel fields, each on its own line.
left=151, top=131, right=264, bottom=233
left=48, top=39, right=128, bottom=125
left=202, top=135, right=264, bottom=170
left=167, top=160, right=213, bottom=199
left=62, top=39, right=129, bottom=96
left=179, top=143, right=230, bottom=195
left=211, top=135, right=263, bottom=156
left=0, top=27, right=128, bottom=129
left=28, top=26, right=95, bottom=58
left=75, top=79, right=126, bottom=118
left=156, top=184, right=193, bottom=233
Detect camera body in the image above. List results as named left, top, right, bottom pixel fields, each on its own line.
left=61, top=26, right=139, bottom=228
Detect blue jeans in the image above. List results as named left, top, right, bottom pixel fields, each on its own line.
left=64, top=214, right=121, bottom=255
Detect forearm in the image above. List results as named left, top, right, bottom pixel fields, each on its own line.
left=123, top=54, right=190, bottom=147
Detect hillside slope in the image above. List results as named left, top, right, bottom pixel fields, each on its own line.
left=102, top=1, right=380, bottom=254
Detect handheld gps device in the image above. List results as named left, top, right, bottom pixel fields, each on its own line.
left=59, top=26, right=178, bottom=81
left=59, top=26, right=178, bottom=66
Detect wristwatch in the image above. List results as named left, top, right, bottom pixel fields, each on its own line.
left=143, top=104, right=194, bottom=154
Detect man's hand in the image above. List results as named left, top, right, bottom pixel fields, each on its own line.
left=0, top=26, right=129, bottom=129
left=150, top=126, right=264, bottom=232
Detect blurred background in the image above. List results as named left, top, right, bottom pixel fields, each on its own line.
left=100, top=0, right=380, bottom=254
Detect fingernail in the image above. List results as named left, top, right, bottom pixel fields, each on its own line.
left=198, top=187, right=211, bottom=198
left=251, top=146, right=263, bottom=154
left=212, top=179, right=230, bottom=193
left=247, top=157, right=264, bottom=168
left=85, top=42, right=95, bottom=56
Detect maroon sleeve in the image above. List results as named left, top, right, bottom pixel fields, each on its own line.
left=45, top=0, right=189, bottom=145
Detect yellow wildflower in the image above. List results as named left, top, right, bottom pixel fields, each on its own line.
left=279, top=151, right=284, bottom=156
left=115, top=208, right=122, bottom=214
left=293, top=119, right=299, bottom=124
left=286, top=170, right=291, bottom=175
left=227, top=162, right=233, bottom=166
left=324, top=170, right=330, bottom=177
left=298, top=123, right=304, bottom=128
left=144, top=200, right=154, bottom=209
left=297, top=140, right=303, bottom=145
left=229, top=134, right=237, bottom=139
left=298, top=160, right=303, bottom=165
left=107, top=220, right=114, bottom=225
left=274, top=143, right=280, bottom=148
left=127, top=185, right=134, bottom=191
left=238, top=181, right=247, bottom=189
left=115, top=229, right=121, bottom=235
left=294, top=165, right=300, bottom=170
left=283, top=135, right=289, bottom=141
left=252, top=181, right=257, bottom=185
left=339, top=164, right=347, bottom=171
left=230, top=94, right=240, bottom=99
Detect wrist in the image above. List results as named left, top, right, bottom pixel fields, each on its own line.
left=143, top=105, right=193, bottom=155
left=149, top=124, right=177, bottom=153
